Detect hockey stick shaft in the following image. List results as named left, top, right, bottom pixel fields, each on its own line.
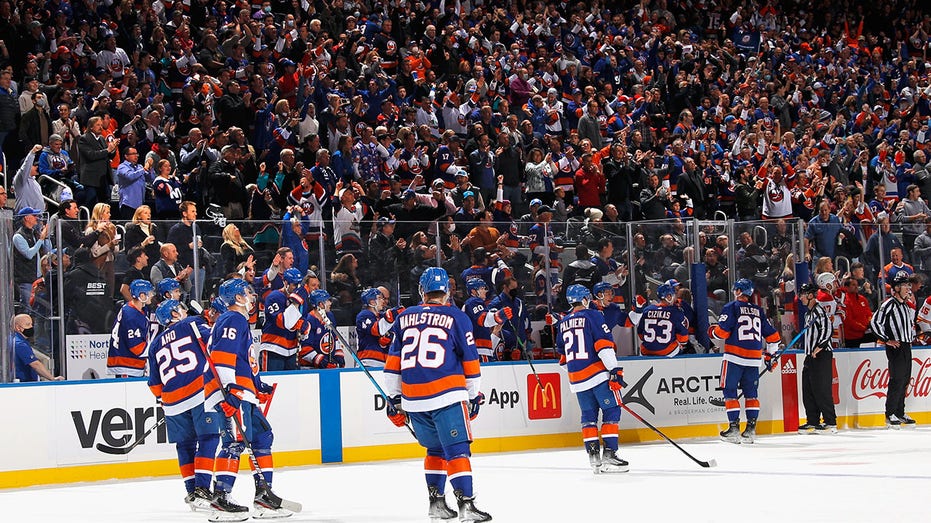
left=95, top=416, right=166, bottom=455
left=326, top=322, right=417, bottom=438
left=508, top=318, right=544, bottom=390
left=619, top=402, right=717, bottom=468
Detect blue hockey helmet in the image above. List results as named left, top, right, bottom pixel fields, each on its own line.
left=733, top=278, right=754, bottom=296
left=210, top=297, right=228, bottom=314
left=361, top=287, right=382, bottom=306
left=218, top=278, right=252, bottom=306
left=592, top=281, right=613, bottom=297
left=466, top=278, right=488, bottom=293
left=283, top=267, right=303, bottom=285
left=310, top=289, right=333, bottom=307
left=155, top=299, right=184, bottom=326
left=657, top=280, right=679, bottom=301
left=419, top=267, right=450, bottom=294
left=129, top=279, right=155, bottom=300
left=158, top=277, right=181, bottom=296
left=566, top=284, right=591, bottom=305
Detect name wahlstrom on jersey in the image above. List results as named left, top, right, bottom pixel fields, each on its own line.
left=399, top=312, right=454, bottom=330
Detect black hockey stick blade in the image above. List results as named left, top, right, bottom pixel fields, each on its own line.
left=264, top=489, right=302, bottom=513
left=621, top=403, right=717, bottom=468
left=95, top=417, right=166, bottom=455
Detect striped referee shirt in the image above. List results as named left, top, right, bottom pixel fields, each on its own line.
left=803, top=302, right=833, bottom=355
left=870, top=296, right=916, bottom=344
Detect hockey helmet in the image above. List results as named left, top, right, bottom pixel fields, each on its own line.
left=566, top=284, right=591, bottom=305
left=158, top=277, right=181, bottom=296
left=361, top=287, right=382, bottom=306
left=592, top=281, right=613, bottom=297
left=466, top=278, right=488, bottom=293
left=130, top=279, right=155, bottom=300
left=155, top=299, right=185, bottom=326
left=798, top=282, right=819, bottom=295
left=283, top=267, right=304, bottom=285
left=419, top=267, right=450, bottom=294
left=816, top=272, right=837, bottom=290
left=892, top=271, right=911, bottom=288
left=310, top=289, right=333, bottom=307
left=218, top=278, right=253, bottom=306
left=733, top=278, right=754, bottom=296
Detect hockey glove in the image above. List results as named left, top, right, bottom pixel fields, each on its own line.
left=764, top=352, right=778, bottom=372
left=386, top=395, right=408, bottom=427
left=494, top=307, right=513, bottom=323
left=256, top=381, right=274, bottom=404
left=469, top=392, right=486, bottom=420
left=216, top=387, right=243, bottom=418
left=609, top=368, right=627, bottom=391
left=384, top=306, right=406, bottom=323
left=288, top=292, right=304, bottom=306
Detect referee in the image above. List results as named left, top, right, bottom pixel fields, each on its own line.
left=797, top=283, right=836, bottom=434
left=869, top=272, right=917, bottom=428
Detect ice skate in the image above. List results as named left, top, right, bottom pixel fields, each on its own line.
left=184, top=486, right=214, bottom=512
left=720, top=421, right=741, bottom=444
left=454, top=490, right=492, bottom=522
left=585, top=440, right=602, bottom=474
left=899, top=414, right=917, bottom=428
left=428, top=486, right=458, bottom=521
left=599, top=448, right=629, bottom=473
left=886, top=415, right=902, bottom=429
left=797, top=423, right=818, bottom=434
left=208, top=491, right=249, bottom=522
left=740, top=418, right=757, bottom=444
left=252, top=487, right=294, bottom=519
left=815, top=424, right=837, bottom=434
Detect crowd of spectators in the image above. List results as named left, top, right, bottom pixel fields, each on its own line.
left=2, top=0, right=930, bottom=372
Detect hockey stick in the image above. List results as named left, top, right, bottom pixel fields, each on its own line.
left=96, top=416, right=166, bottom=455
left=708, top=326, right=809, bottom=407
left=619, top=402, right=718, bottom=468
left=261, top=383, right=277, bottom=416
left=507, top=318, right=544, bottom=390
left=325, top=322, right=417, bottom=438
left=192, top=325, right=302, bottom=514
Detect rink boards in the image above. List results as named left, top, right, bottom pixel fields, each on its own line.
left=2, top=348, right=930, bottom=488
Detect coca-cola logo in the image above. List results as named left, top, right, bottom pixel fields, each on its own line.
left=851, top=357, right=931, bottom=400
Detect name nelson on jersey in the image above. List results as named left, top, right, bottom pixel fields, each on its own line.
left=399, top=312, right=455, bottom=330
left=719, top=305, right=762, bottom=324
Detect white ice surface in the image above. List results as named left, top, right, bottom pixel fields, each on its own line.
left=3, top=427, right=930, bottom=522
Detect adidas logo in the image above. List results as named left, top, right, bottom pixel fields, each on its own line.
left=781, top=359, right=797, bottom=375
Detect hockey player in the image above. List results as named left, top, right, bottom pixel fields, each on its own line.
left=556, top=284, right=628, bottom=474
left=158, top=276, right=183, bottom=302
left=633, top=280, right=689, bottom=357
left=711, top=279, right=781, bottom=443
left=107, top=279, right=154, bottom=377
left=590, top=282, right=627, bottom=331
left=298, top=289, right=345, bottom=368
left=355, top=288, right=393, bottom=367
left=462, top=278, right=512, bottom=362
left=259, top=267, right=307, bottom=371
left=488, top=276, right=529, bottom=360
left=146, top=299, right=218, bottom=512
left=384, top=267, right=492, bottom=522
left=206, top=278, right=295, bottom=519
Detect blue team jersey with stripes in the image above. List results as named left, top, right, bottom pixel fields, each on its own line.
left=147, top=317, right=211, bottom=416
left=108, top=303, right=151, bottom=376
left=205, top=311, right=258, bottom=411
left=557, top=308, right=615, bottom=392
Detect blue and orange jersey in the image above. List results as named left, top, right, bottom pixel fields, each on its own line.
left=635, top=304, right=689, bottom=357
left=384, top=303, right=481, bottom=412
left=462, top=296, right=495, bottom=359
left=205, top=310, right=258, bottom=411
left=433, top=145, right=459, bottom=188
left=556, top=308, right=616, bottom=393
left=298, top=310, right=343, bottom=367
left=356, top=308, right=389, bottom=365
left=108, top=303, right=151, bottom=376
left=260, top=289, right=302, bottom=356
left=147, top=317, right=210, bottom=416
left=529, top=222, right=561, bottom=267
left=257, top=269, right=285, bottom=304
left=591, top=255, right=627, bottom=306
left=460, top=264, right=496, bottom=291
left=711, top=299, right=780, bottom=366
left=590, top=301, right=627, bottom=331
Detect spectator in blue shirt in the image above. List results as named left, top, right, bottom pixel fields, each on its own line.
left=11, top=314, right=62, bottom=382
left=115, top=147, right=155, bottom=219
left=804, top=201, right=842, bottom=262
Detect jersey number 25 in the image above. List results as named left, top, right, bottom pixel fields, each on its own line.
left=155, top=336, right=199, bottom=384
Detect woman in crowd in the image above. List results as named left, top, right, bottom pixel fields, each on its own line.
left=219, top=223, right=255, bottom=277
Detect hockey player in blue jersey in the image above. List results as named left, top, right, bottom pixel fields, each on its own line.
left=384, top=267, right=491, bottom=522
left=259, top=267, right=307, bottom=371
left=590, top=282, right=627, bottom=330
left=206, top=278, right=296, bottom=519
left=355, top=288, right=393, bottom=367
left=488, top=276, right=528, bottom=361
left=632, top=280, right=689, bottom=357
left=146, top=299, right=219, bottom=512
left=710, top=278, right=781, bottom=444
left=299, top=290, right=345, bottom=368
left=107, top=279, right=154, bottom=377
left=462, top=278, right=512, bottom=362
left=556, top=284, right=628, bottom=474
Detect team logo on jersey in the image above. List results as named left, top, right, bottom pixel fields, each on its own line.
left=769, top=187, right=785, bottom=202
left=109, top=59, right=123, bottom=72
left=527, top=373, right=561, bottom=420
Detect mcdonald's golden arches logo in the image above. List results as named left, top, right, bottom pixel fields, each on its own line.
left=527, top=373, right=561, bottom=420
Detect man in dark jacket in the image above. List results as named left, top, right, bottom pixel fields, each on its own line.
left=367, top=217, right=406, bottom=288
left=63, top=247, right=113, bottom=334
left=78, top=115, right=119, bottom=206
left=602, top=143, right=639, bottom=221
left=18, top=91, right=53, bottom=149
left=378, top=189, right=447, bottom=241
left=676, top=157, right=708, bottom=218
left=208, top=145, right=248, bottom=219
left=0, top=70, right=19, bottom=172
